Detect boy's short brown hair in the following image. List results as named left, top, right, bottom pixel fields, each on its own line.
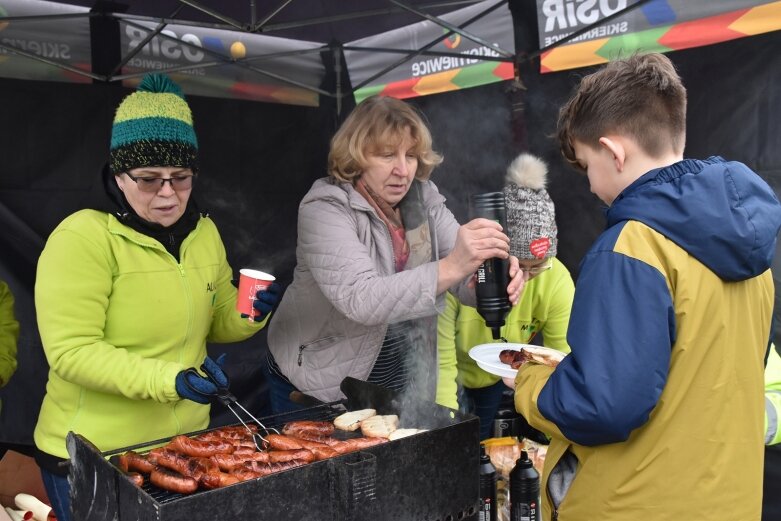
left=557, top=53, right=687, bottom=167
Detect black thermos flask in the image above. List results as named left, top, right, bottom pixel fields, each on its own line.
left=470, top=192, right=511, bottom=339
left=479, top=445, right=497, bottom=521
left=509, top=450, right=540, bottom=521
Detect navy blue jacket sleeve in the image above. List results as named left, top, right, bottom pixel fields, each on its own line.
left=537, top=238, right=675, bottom=446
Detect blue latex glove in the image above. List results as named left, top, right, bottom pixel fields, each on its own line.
left=175, top=354, right=228, bottom=404
left=241, top=282, right=282, bottom=322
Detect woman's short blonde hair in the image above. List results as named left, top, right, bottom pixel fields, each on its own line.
left=328, top=96, right=443, bottom=183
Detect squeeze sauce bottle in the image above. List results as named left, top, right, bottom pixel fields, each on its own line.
left=509, top=450, right=540, bottom=521
left=469, top=192, right=511, bottom=339
left=479, top=445, right=497, bottom=521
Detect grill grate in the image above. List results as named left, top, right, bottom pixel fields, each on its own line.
left=71, top=377, right=481, bottom=521
left=114, top=401, right=363, bottom=501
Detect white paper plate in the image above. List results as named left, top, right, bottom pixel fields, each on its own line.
left=468, top=343, right=566, bottom=379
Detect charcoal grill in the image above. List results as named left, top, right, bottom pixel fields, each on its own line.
left=68, top=377, right=480, bottom=521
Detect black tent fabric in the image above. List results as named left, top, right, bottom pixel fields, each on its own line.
left=1, top=5, right=780, bottom=458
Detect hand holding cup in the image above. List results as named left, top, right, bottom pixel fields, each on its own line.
left=236, top=269, right=277, bottom=321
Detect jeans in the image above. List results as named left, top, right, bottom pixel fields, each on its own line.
left=462, top=380, right=507, bottom=440
left=265, top=366, right=307, bottom=415
left=41, top=468, right=72, bottom=521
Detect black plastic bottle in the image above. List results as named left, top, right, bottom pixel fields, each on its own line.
left=469, top=192, right=511, bottom=339
left=509, top=450, right=540, bottom=521
left=478, top=445, right=497, bottom=521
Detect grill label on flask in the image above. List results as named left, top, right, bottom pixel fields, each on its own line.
left=479, top=498, right=492, bottom=520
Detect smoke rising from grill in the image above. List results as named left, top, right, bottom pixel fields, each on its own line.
left=391, top=315, right=456, bottom=431
left=199, top=179, right=297, bottom=283
left=415, top=88, right=517, bottom=224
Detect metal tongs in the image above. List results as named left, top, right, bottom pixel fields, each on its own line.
left=183, top=359, right=279, bottom=451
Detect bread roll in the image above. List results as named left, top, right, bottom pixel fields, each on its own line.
left=360, top=414, right=399, bottom=438
left=333, top=408, right=377, bottom=431
left=388, top=428, right=426, bottom=441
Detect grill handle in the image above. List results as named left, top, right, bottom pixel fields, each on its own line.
left=330, top=451, right=378, bottom=521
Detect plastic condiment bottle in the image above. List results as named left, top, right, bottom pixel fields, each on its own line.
left=509, top=450, right=540, bottom=521
left=478, top=445, right=497, bottom=521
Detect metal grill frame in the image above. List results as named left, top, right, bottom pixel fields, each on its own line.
left=68, top=378, right=481, bottom=521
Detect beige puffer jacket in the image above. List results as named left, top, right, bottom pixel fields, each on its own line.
left=268, top=177, right=465, bottom=402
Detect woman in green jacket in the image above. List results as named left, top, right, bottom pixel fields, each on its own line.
left=0, top=280, right=19, bottom=421
left=437, top=154, right=574, bottom=438
left=33, top=74, right=279, bottom=521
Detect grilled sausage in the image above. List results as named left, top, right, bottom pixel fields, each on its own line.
left=230, top=440, right=259, bottom=450
left=285, top=435, right=341, bottom=458
left=199, top=468, right=241, bottom=490
left=153, top=449, right=193, bottom=476
left=264, top=433, right=303, bottom=451
left=233, top=447, right=261, bottom=456
left=218, top=472, right=240, bottom=487
left=288, top=430, right=339, bottom=445
left=332, top=436, right=388, bottom=454
left=268, top=449, right=315, bottom=463
left=117, top=451, right=155, bottom=474
left=219, top=424, right=259, bottom=434
left=499, top=348, right=534, bottom=369
left=499, top=349, right=520, bottom=364
left=127, top=472, right=145, bottom=487
left=210, top=452, right=270, bottom=472
left=146, top=447, right=168, bottom=465
left=240, top=459, right=307, bottom=476
left=204, top=425, right=259, bottom=439
left=155, top=450, right=211, bottom=480
left=150, top=467, right=198, bottom=494
left=153, top=449, right=239, bottom=490
left=168, top=435, right=235, bottom=457
left=232, top=467, right=262, bottom=482
left=195, top=430, right=252, bottom=442
left=308, top=445, right=340, bottom=460
left=282, top=420, right=335, bottom=437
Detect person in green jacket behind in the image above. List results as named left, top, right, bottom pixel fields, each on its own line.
left=0, top=280, right=19, bottom=423
left=764, top=343, right=781, bottom=520
left=437, top=153, right=574, bottom=438
left=766, top=345, right=781, bottom=446
left=33, top=74, right=280, bottom=521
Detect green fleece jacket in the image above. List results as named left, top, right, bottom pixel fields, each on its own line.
left=34, top=210, right=266, bottom=458
left=766, top=346, right=781, bottom=445
left=436, top=258, right=574, bottom=407
left=0, top=281, right=19, bottom=415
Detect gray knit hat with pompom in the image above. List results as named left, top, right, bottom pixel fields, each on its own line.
left=503, top=153, right=557, bottom=260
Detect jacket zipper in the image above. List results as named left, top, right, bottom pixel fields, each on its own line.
left=546, top=472, right=558, bottom=520
left=298, top=335, right=340, bottom=366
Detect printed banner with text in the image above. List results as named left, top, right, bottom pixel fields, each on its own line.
left=0, top=0, right=91, bottom=83
left=536, top=0, right=781, bottom=73
left=345, top=0, right=515, bottom=103
left=118, top=18, right=326, bottom=106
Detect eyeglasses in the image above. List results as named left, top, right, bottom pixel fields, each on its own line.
left=124, top=172, right=195, bottom=193
left=523, top=261, right=553, bottom=277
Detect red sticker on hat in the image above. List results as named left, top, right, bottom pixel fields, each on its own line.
left=529, top=238, right=550, bottom=259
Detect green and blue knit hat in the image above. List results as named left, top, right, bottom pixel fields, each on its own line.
left=109, top=73, right=198, bottom=174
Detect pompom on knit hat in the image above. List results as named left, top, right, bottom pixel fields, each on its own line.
left=503, top=153, right=558, bottom=260
left=109, top=73, right=198, bottom=175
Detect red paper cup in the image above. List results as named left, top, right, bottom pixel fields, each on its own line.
left=237, top=268, right=276, bottom=319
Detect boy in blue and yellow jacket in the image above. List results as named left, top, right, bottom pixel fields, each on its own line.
left=512, top=53, right=781, bottom=520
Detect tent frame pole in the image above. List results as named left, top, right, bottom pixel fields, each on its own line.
left=351, top=0, right=507, bottom=92
left=389, top=0, right=513, bottom=58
